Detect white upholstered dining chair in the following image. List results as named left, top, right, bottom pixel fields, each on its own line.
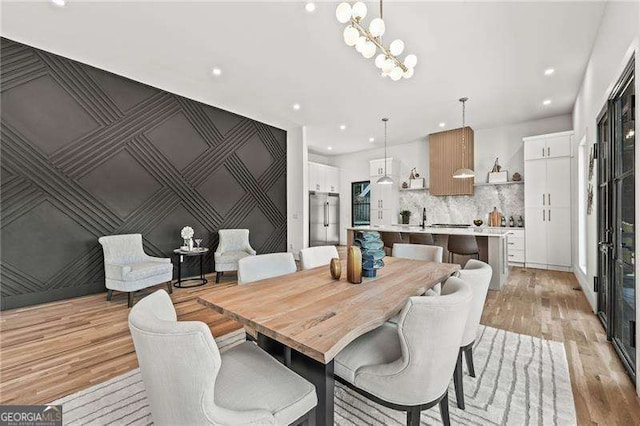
left=214, top=229, right=256, bottom=283
left=334, top=277, right=472, bottom=426
left=98, top=234, right=173, bottom=308
left=128, top=290, right=317, bottom=425
left=237, top=252, right=296, bottom=285
left=391, top=243, right=443, bottom=262
left=299, top=245, right=339, bottom=270
left=452, top=259, right=493, bottom=410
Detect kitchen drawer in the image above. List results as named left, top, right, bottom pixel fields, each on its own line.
left=507, top=237, right=524, bottom=250
left=508, top=249, right=525, bottom=263
left=506, top=229, right=525, bottom=238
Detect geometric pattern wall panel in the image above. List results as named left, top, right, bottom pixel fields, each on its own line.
left=0, top=38, right=287, bottom=310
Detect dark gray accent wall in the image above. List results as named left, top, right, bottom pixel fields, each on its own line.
left=0, top=38, right=287, bottom=310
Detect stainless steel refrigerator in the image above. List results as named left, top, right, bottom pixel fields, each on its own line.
left=309, top=192, right=340, bottom=246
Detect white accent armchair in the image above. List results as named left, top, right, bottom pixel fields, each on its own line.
left=214, top=229, right=256, bottom=283
left=334, top=277, right=472, bottom=425
left=237, top=253, right=296, bottom=285
left=128, top=290, right=317, bottom=425
left=98, top=234, right=173, bottom=307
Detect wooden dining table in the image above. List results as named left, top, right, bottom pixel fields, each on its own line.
left=197, top=257, right=460, bottom=426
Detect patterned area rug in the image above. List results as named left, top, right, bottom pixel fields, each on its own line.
left=52, top=326, right=576, bottom=425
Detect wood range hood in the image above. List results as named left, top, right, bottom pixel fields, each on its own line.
left=428, top=126, right=474, bottom=196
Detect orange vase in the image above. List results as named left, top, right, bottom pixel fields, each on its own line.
left=347, top=246, right=362, bottom=284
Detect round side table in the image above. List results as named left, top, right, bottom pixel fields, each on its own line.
left=173, top=247, right=209, bottom=288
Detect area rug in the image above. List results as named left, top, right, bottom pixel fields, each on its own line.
left=52, top=326, right=576, bottom=425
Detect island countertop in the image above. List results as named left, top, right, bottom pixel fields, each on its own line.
left=346, top=225, right=511, bottom=238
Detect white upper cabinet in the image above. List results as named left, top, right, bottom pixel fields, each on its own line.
left=369, top=158, right=395, bottom=177
left=523, top=131, right=573, bottom=161
left=308, top=162, right=340, bottom=193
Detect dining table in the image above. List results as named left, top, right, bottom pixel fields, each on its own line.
left=197, top=256, right=460, bottom=426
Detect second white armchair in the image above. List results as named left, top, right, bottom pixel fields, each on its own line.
left=214, top=229, right=256, bottom=283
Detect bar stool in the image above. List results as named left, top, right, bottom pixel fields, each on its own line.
left=447, top=234, right=479, bottom=263
left=409, top=233, right=435, bottom=245
left=381, top=232, right=405, bottom=256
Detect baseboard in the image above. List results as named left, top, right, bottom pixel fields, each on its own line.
left=573, top=266, right=596, bottom=313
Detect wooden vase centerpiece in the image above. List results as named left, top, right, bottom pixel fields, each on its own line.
left=330, top=258, right=342, bottom=280
left=347, top=246, right=362, bottom=284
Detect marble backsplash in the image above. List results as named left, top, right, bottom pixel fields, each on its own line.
left=399, top=184, right=524, bottom=225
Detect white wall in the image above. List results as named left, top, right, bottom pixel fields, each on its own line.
left=571, top=0, right=638, bottom=313
left=570, top=0, right=639, bottom=394
left=286, top=126, right=308, bottom=259
left=328, top=115, right=572, bottom=244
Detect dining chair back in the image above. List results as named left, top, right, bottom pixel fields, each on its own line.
left=409, top=233, right=435, bottom=245
left=299, top=246, right=339, bottom=270
left=237, top=252, right=297, bottom=284
left=447, top=234, right=480, bottom=263
left=392, top=243, right=443, bottom=263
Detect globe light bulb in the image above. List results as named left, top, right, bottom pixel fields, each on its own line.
left=374, top=54, right=386, bottom=68
left=390, top=66, right=403, bottom=81
left=336, top=2, right=352, bottom=23
left=382, top=58, right=395, bottom=73
left=389, top=39, right=405, bottom=56
left=351, top=1, right=367, bottom=19
left=369, top=18, right=385, bottom=37
left=343, top=26, right=359, bottom=46
left=404, top=54, right=418, bottom=69
left=402, top=67, right=414, bottom=79
left=362, top=41, right=376, bottom=58
left=355, top=36, right=367, bottom=53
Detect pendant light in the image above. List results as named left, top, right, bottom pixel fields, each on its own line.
left=377, top=118, right=394, bottom=185
left=453, top=97, right=475, bottom=179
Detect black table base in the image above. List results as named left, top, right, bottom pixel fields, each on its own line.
left=173, top=252, right=208, bottom=288
left=257, top=333, right=334, bottom=426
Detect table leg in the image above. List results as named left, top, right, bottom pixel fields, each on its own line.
left=257, top=333, right=334, bottom=426
left=200, top=254, right=204, bottom=281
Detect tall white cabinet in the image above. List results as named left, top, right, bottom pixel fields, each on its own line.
left=523, top=131, right=573, bottom=271
left=308, top=162, right=340, bottom=193
left=369, top=158, right=399, bottom=226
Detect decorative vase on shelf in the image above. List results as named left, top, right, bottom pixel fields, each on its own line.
left=353, top=231, right=385, bottom=278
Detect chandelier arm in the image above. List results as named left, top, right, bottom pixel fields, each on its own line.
left=350, top=18, right=408, bottom=72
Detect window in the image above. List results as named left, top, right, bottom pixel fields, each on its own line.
left=351, top=181, right=370, bottom=226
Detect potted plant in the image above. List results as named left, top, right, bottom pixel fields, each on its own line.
left=399, top=210, right=412, bottom=225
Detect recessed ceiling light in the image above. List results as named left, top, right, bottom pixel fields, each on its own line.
left=339, top=124, right=346, bottom=130
left=305, top=2, right=316, bottom=12
left=369, top=137, right=375, bottom=142
left=542, top=99, right=552, bottom=106
left=439, top=122, right=446, bottom=128
left=544, top=68, right=555, bottom=76
left=51, top=0, right=65, bottom=6
left=327, top=146, right=333, bottom=151
left=292, top=103, right=301, bottom=111
left=212, top=67, right=222, bottom=76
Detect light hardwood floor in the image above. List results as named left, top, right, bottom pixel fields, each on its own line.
left=1, top=265, right=639, bottom=425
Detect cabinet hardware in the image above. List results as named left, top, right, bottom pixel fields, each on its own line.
left=543, top=210, right=545, bottom=221
left=543, top=194, right=545, bottom=205
left=547, top=147, right=550, bottom=156
left=548, top=194, right=551, bottom=205
left=508, top=242, right=515, bottom=245
left=548, top=209, right=551, bottom=221
left=593, top=276, right=599, bottom=292
left=542, top=147, right=545, bottom=157
left=631, top=321, right=636, bottom=348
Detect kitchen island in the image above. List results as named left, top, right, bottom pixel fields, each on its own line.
left=346, top=225, right=510, bottom=290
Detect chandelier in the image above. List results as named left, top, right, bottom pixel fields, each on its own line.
left=336, top=1, right=417, bottom=81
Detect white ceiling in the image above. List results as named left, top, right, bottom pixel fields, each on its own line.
left=1, top=1, right=605, bottom=155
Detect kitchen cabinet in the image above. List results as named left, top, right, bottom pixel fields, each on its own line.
left=429, top=127, right=474, bottom=195
left=370, top=158, right=395, bottom=177
left=505, top=228, right=525, bottom=266
left=308, top=162, right=340, bottom=193
left=369, top=158, right=399, bottom=225
left=523, top=131, right=573, bottom=271
left=523, top=131, right=572, bottom=161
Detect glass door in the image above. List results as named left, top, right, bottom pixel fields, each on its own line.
left=597, top=108, right=612, bottom=329
left=351, top=181, right=371, bottom=226
left=611, top=63, right=635, bottom=377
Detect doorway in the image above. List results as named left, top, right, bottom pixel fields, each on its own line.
left=351, top=181, right=371, bottom=226
left=597, top=56, right=636, bottom=380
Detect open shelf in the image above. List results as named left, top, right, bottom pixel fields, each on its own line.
left=474, top=181, right=524, bottom=187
